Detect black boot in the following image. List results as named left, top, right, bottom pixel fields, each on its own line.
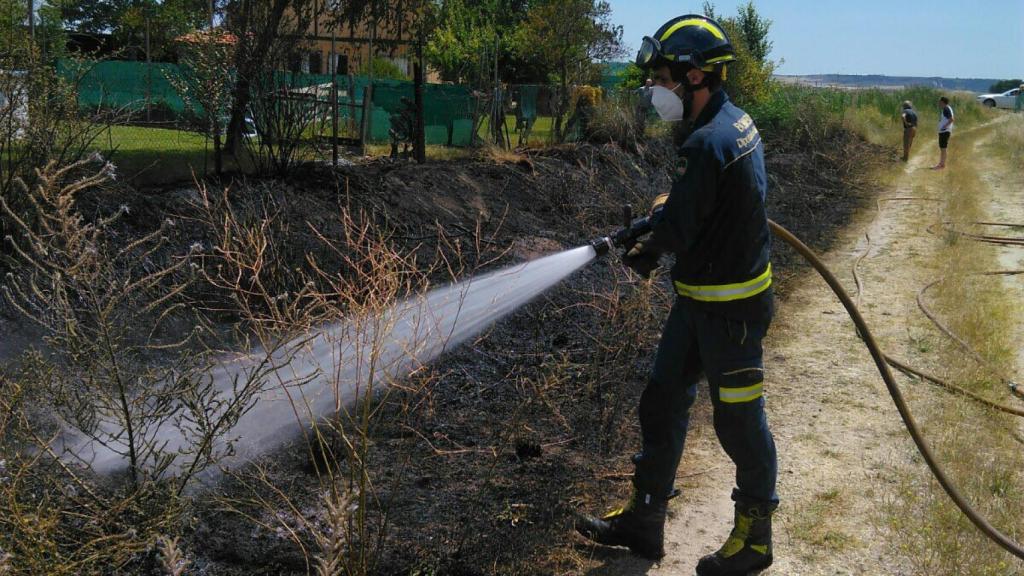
left=574, top=489, right=668, bottom=560
left=696, top=504, right=774, bottom=576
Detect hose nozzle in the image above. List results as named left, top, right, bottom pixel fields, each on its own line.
left=589, top=204, right=656, bottom=258
left=590, top=236, right=613, bottom=256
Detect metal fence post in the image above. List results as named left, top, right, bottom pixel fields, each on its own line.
left=331, top=26, right=338, bottom=166
left=414, top=43, right=425, bottom=163
left=348, top=73, right=356, bottom=135
left=360, top=83, right=373, bottom=156
left=145, top=17, right=151, bottom=123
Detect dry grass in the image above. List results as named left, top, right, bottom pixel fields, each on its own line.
left=477, top=142, right=535, bottom=168
left=843, top=105, right=900, bottom=149
left=880, top=123, right=1024, bottom=575
left=983, top=113, right=1024, bottom=166
left=200, top=202, right=446, bottom=575
left=788, top=487, right=858, bottom=557
left=156, top=535, right=190, bottom=576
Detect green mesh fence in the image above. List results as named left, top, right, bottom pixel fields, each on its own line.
left=368, top=80, right=476, bottom=145
left=58, top=59, right=190, bottom=115
left=59, top=60, right=480, bottom=146
left=514, top=85, right=539, bottom=120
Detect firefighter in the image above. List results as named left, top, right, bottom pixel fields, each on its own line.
left=575, top=15, right=778, bottom=576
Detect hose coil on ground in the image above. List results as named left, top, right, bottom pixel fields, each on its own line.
left=769, top=219, right=1024, bottom=560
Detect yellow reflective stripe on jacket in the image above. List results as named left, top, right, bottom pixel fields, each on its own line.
left=719, top=382, right=764, bottom=404
left=674, top=263, right=772, bottom=302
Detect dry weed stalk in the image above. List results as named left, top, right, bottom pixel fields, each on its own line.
left=156, top=535, right=190, bottom=576
left=0, top=160, right=296, bottom=571
left=188, top=180, right=329, bottom=336
left=203, top=199, right=459, bottom=574
left=1, top=157, right=201, bottom=483
left=2, top=159, right=272, bottom=489
left=312, top=487, right=354, bottom=576
left=205, top=195, right=524, bottom=573
left=588, top=96, right=645, bottom=153
left=571, top=272, right=664, bottom=454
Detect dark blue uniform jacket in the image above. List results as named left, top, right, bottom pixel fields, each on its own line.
left=652, top=89, right=773, bottom=323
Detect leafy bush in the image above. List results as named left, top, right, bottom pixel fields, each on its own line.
left=989, top=79, right=1023, bottom=93
left=616, top=63, right=647, bottom=90
left=359, top=57, right=410, bottom=81
left=587, top=93, right=643, bottom=151
left=571, top=85, right=603, bottom=109
left=717, top=13, right=775, bottom=109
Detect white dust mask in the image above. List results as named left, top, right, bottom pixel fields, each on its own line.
left=650, top=84, right=684, bottom=122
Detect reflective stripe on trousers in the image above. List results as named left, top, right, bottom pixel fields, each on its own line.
left=719, top=381, right=764, bottom=404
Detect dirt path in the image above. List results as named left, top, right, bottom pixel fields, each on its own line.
left=582, top=116, right=1024, bottom=575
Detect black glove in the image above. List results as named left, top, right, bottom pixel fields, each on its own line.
left=622, top=239, right=662, bottom=278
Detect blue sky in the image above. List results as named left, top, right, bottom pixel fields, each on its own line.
left=606, top=0, right=1024, bottom=79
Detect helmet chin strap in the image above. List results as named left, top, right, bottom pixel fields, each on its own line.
left=667, top=75, right=708, bottom=121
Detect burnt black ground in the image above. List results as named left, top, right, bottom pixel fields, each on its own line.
left=0, top=128, right=886, bottom=575
left=174, top=130, right=885, bottom=575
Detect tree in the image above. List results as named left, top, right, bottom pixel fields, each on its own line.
left=699, top=2, right=776, bottom=109
left=717, top=16, right=774, bottom=108
left=512, top=0, right=622, bottom=141
left=59, top=0, right=211, bottom=61
left=1, top=0, right=65, bottom=57
left=222, top=0, right=313, bottom=155
left=168, top=28, right=236, bottom=174
left=424, top=0, right=533, bottom=85
left=617, top=63, right=647, bottom=89
left=701, top=1, right=718, bottom=20
left=424, top=0, right=496, bottom=84
left=735, top=1, right=772, bottom=64
left=989, top=79, right=1023, bottom=93
left=1, top=0, right=31, bottom=53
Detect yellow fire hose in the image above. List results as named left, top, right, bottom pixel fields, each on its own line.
left=769, top=219, right=1024, bottom=560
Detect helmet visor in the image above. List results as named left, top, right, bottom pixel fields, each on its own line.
left=636, top=36, right=661, bottom=68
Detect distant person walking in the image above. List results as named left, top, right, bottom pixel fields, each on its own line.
left=933, top=96, right=954, bottom=170
left=635, top=78, right=655, bottom=132
left=900, top=100, right=917, bottom=162
left=1016, top=83, right=1023, bottom=112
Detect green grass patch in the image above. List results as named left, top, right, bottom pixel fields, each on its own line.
left=97, top=124, right=216, bottom=186
left=476, top=115, right=557, bottom=146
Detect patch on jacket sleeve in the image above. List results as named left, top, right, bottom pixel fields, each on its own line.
left=675, top=156, right=688, bottom=177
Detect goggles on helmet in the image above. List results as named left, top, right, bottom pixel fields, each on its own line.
left=636, top=36, right=703, bottom=69
left=635, top=36, right=661, bottom=68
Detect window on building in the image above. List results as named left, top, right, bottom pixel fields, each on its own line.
left=332, top=53, right=349, bottom=75
left=288, top=52, right=303, bottom=73
left=309, top=51, right=323, bottom=75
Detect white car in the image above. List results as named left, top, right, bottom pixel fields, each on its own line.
left=976, top=87, right=1021, bottom=109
